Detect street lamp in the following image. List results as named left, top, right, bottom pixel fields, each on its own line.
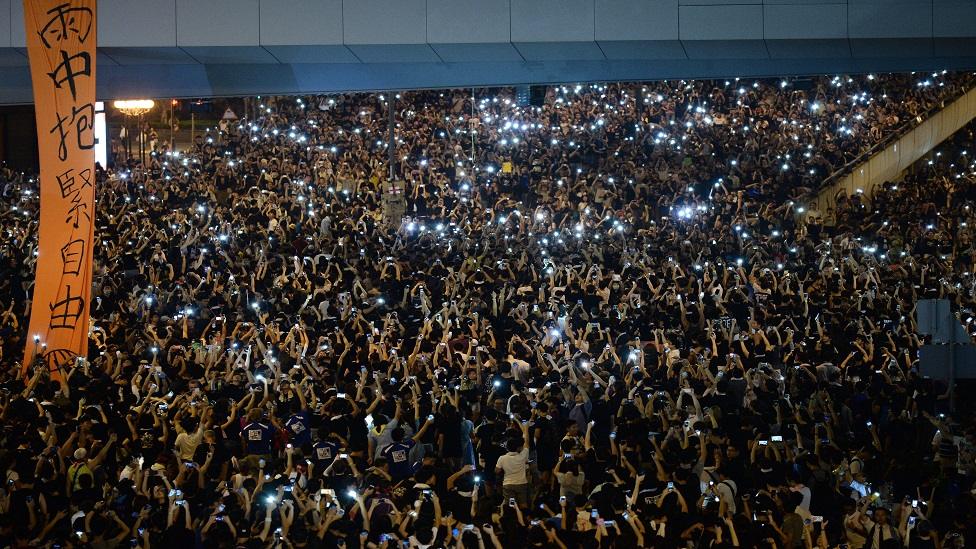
left=113, top=100, right=155, bottom=165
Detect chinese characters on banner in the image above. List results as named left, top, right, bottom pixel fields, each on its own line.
left=21, top=0, right=97, bottom=376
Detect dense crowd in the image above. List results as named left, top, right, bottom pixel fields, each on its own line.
left=0, top=71, right=975, bottom=549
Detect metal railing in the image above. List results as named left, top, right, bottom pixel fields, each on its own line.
left=815, top=76, right=976, bottom=193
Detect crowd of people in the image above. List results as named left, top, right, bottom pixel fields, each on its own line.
left=0, top=71, right=975, bottom=548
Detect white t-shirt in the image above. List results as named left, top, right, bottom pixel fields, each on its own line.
left=715, top=480, right=738, bottom=514
left=496, top=447, right=529, bottom=485
left=174, top=429, right=204, bottom=461
left=791, top=485, right=812, bottom=511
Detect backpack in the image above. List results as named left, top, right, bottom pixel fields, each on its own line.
left=69, top=462, right=93, bottom=491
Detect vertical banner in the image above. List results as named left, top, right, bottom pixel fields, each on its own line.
left=21, top=0, right=97, bottom=376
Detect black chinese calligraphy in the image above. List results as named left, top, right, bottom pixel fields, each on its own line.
left=55, top=166, right=92, bottom=200
left=47, top=49, right=91, bottom=101
left=48, top=284, right=85, bottom=331
left=50, top=103, right=95, bottom=162
left=55, top=167, right=93, bottom=227
left=38, top=3, right=94, bottom=48
left=60, top=239, right=85, bottom=276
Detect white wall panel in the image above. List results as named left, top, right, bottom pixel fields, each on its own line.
left=259, top=0, right=343, bottom=46
left=427, top=0, right=511, bottom=44
left=511, top=0, right=594, bottom=43
left=101, top=0, right=176, bottom=47
left=596, top=0, right=679, bottom=41
left=343, top=0, right=427, bottom=45
left=177, top=0, right=260, bottom=46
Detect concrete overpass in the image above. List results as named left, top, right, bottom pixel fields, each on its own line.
left=0, top=0, right=975, bottom=103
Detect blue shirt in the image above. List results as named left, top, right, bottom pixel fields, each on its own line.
left=312, top=440, right=339, bottom=466
left=242, top=421, right=274, bottom=455
left=381, top=440, right=416, bottom=479
left=285, top=412, right=311, bottom=447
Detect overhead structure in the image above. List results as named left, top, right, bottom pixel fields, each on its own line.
left=0, top=0, right=974, bottom=103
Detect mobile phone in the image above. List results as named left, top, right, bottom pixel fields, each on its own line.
left=337, top=392, right=346, bottom=398
left=591, top=509, right=599, bottom=519
left=560, top=496, right=567, bottom=504
left=509, top=498, right=516, bottom=507
left=759, top=440, right=768, bottom=446
left=667, top=482, right=674, bottom=491
left=771, top=435, right=783, bottom=442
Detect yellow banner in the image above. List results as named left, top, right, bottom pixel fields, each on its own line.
left=21, top=0, right=97, bottom=376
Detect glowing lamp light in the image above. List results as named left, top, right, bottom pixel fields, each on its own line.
left=113, top=99, right=155, bottom=116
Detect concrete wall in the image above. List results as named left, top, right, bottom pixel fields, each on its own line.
left=0, top=0, right=973, bottom=102
left=809, top=86, right=976, bottom=218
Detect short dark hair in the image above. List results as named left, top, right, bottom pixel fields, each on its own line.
left=506, top=437, right=523, bottom=453
left=391, top=427, right=405, bottom=442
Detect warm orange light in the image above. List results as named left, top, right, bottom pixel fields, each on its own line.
left=113, top=99, right=155, bottom=116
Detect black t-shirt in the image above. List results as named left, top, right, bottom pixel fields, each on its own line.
left=446, top=485, right=475, bottom=523
left=437, top=417, right=463, bottom=459
left=488, top=374, right=513, bottom=399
